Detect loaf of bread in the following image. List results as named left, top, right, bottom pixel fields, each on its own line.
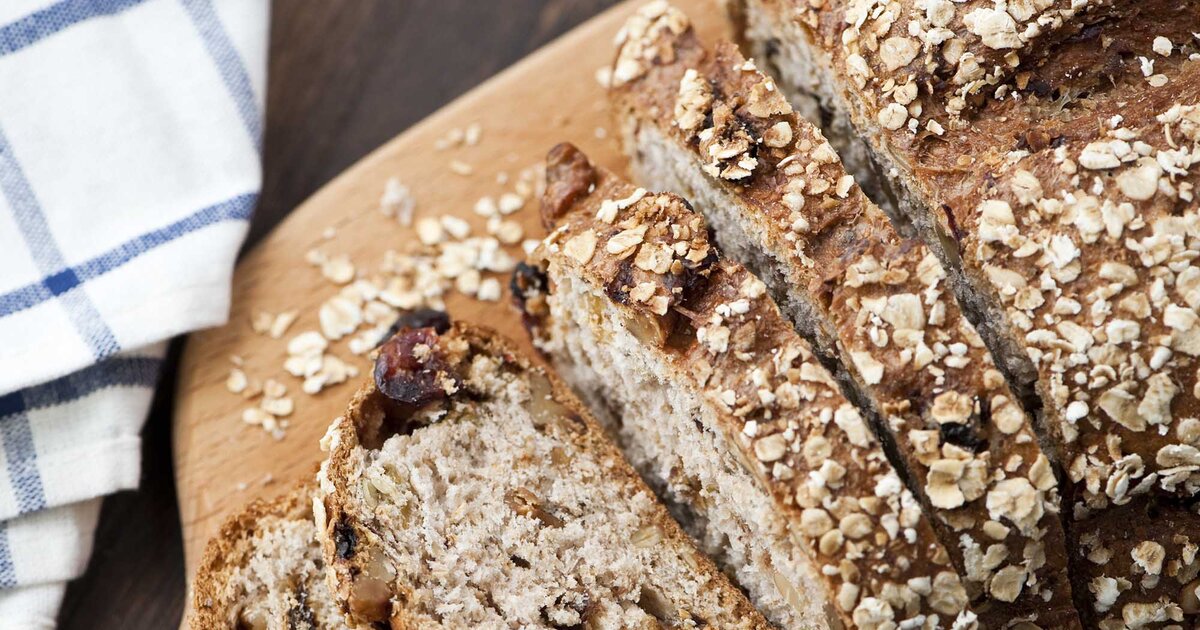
left=607, top=7, right=1077, bottom=625
left=519, top=142, right=979, bottom=629
left=190, top=484, right=348, bottom=630
left=734, top=0, right=1200, bottom=625
left=314, top=320, right=769, bottom=629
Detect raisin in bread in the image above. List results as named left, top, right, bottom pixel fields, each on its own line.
left=518, top=142, right=978, bottom=629
left=314, top=321, right=769, bottom=629
left=607, top=9, right=1077, bottom=626
left=190, top=484, right=348, bottom=630
left=735, top=0, right=1200, bottom=625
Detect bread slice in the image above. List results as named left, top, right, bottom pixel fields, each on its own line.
left=736, top=0, right=1200, bottom=624
left=724, top=1, right=900, bottom=218
left=314, top=320, right=769, bottom=629
left=190, top=484, right=348, bottom=630
left=520, top=142, right=978, bottom=629
left=607, top=11, right=1078, bottom=627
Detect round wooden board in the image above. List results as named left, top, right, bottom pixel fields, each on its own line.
left=172, top=0, right=730, bottom=601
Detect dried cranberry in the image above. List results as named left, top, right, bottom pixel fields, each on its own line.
left=374, top=328, right=456, bottom=407
left=380, top=308, right=450, bottom=344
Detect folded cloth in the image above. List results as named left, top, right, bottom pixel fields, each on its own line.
left=0, top=0, right=269, bottom=626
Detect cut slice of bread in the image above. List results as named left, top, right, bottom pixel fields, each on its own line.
left=520, top=141, right=978, bottom=630
left=606, top=9, right=1078, bottom=626
left=315, top=321, right=769, bottom=630
left=190, top=484, right=348, bottom=630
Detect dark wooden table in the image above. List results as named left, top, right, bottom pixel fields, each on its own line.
left=56, top=2, right=618, bottom=627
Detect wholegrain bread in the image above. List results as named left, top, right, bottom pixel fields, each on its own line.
left=314, top=321, right=769, bottom=629
left=190, top=484, right=348, bottom=630
left=520, top=142, right=978, bottom=629
left=607, top=8, right=1077, bottom=626
left=736, top=0, right=1200, bottom=625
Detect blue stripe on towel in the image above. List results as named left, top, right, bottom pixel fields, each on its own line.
left=0, top=356, right=163, bottom=518
left=0, top=192, right=256, bottom=319
left=180, top=0, right=263, bottom=149
left=0, top=0, right=149, bottom=56
left=0, top=521, right=14, bottom=588
left=0, top=125, right=120, bottom=360
left=0, top=394, right=46, bottom=516
left=13, top=356, right=163, bottom=413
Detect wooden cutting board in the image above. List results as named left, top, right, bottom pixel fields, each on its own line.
left=172, top=0, right=730, bottom=600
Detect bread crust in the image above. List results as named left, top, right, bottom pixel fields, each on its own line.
left=530, top=139, right=980, bottom=629
left=315, top=321, right=769, bottom=630
left=190, top=483, right=332, bottom=630
left=743, top=0, right=1200, bottom=507
left=607, top=12, right=1079, bottom=626
left=737, top=0, right=1200, bottom=625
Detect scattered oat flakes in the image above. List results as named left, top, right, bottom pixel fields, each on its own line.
left=477, top=278, right=502, bottom=301
left=441, top=215, right=471, bottom=239
left=498, top=193, right=524, bottom=215
left=242, top=407, right=271, bottom=426
left=380, top=177, right=415, bottom=226
left=416, top=217, right=444, bottom=245
left=474, top=196, right=498, bottom=218
left=226, top=368, right=247, bottom=394
left=464, top=122, right=482, bottom=146
left=321, top=255, right=356, bottom=285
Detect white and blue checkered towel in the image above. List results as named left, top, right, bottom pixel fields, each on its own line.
left=0, top=1, right=269, bottom=626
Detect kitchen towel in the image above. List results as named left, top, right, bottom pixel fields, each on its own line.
left=0, top=0, right=268, bottom=626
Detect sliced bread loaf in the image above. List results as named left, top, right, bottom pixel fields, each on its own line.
left=736, top=0, right=1200, bottom=510
left=736, top=0, right=1200, bottom=624
left=606, top=10, right=1077, bottom=626
left=315, top=320, right=769, bottom=629
left=190, top=484, right=347, bottom=630
left=519, top=142, right=977, bottom=629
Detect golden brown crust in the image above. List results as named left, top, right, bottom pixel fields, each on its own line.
left=826, top=0, right=1143, bottom=120
left=189, top=483, right=315, bottom=630
left=609, top=14, right=1079, bottom=626
left=315, top=321, right=770, bottom=630
left=752, top=0, right=1200, bottom=510
left=742, top=0, right=1200, bottom=623
left=1071, top=500, right=1200, bottom=628
left=533, top=141, right=977, bottom=629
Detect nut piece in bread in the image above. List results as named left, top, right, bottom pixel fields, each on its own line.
left=520, top=141, right=977, bottom=630
left=607, top=9, right=1078, bottom=627
left=190, top=484, right=348, bottom=630
left=315, top=320, right=769, bottom=629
